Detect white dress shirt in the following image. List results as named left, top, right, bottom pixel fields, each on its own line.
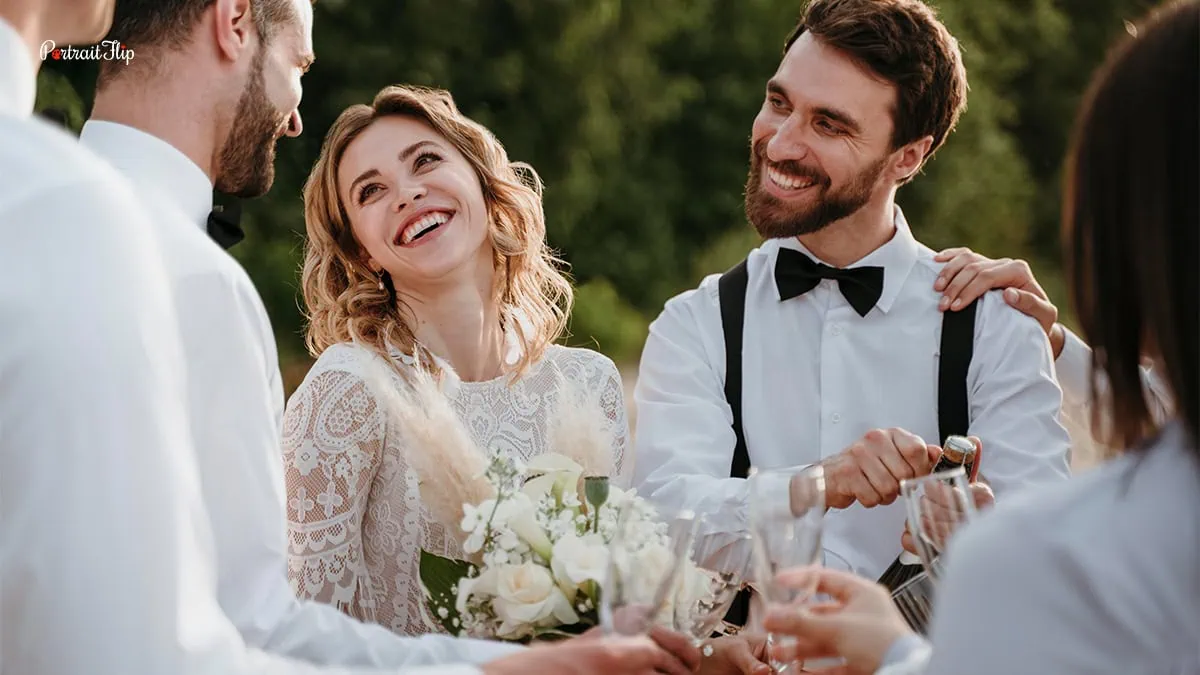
left=633, top=207, right=1072, bottom=579
left=2, top=19, right=437, bottom=675
left=926, top=420, right=1200, bottom=674
left=79, top=120, right=516, bottom=671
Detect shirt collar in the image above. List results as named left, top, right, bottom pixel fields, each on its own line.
left=776, top=205, right=919, bottom=314
left=0, top=18, right=36, bottom=118
left=79, top=120, right=214, bottom=228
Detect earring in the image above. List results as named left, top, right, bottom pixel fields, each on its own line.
left=377, top=272, right=386, bottom=291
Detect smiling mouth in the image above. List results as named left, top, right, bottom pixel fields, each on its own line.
left=394, top=210, right=453, bottom=246
left=766, top=165, right=821, bottom=192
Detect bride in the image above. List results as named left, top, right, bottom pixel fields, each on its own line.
left=282, top=84, right=629, bottom=637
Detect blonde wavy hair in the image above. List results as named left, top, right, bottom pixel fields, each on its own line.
left=301, top=85, right=573, bottom=377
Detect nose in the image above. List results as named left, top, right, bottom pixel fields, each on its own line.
left=390, top=184, right=427, bottom=212
left=284, top=109, right=303, bottom=138
left=765, top=114, right=809, bottom=163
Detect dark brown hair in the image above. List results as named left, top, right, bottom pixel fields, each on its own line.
left=786, top=0, right=967, bottom=165
left=1065, top=0, right=1198, bottom=450
left=97, top=0, right=304, bottom=85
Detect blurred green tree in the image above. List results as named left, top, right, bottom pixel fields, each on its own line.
left=35, top=0, right=1158, bottom=388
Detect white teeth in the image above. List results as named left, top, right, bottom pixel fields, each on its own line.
left=767, top=166, right=816, bottom=190
left=399, top=211, right=451, bottom=245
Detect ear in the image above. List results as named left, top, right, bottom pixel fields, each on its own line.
left=890, top=135, right=934, bottom=183
left=212, top=0, right=256, bottom=63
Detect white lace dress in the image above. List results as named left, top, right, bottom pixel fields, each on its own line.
left=282, top=342, right=629, bottom=637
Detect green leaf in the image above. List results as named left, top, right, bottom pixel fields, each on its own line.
left=419, top=550, right=476, bottom=635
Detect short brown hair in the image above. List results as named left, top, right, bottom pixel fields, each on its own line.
left=97, top=0, right=303, bottom=85
left=1065, top=0, right=1198, bottom=450
left=786, top=0, right=967, bottom=162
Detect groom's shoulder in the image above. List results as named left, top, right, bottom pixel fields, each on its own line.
left=0, top=115, right=132, bottom=197
left=655, top=240, right=775, bottom=328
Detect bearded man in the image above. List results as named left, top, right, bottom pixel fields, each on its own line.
left=631, top=0, right=1071, bottom=627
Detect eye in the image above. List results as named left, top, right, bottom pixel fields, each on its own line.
left=816, top=119, right=844, bottom=135
left=356, top=183, right=382, bottom=205
left=768, top=95, right=787, bottom=110
left=414, top=151, right=443, bottom=170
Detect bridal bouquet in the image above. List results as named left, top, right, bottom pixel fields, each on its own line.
left=419, top=452, right=713, bottom=641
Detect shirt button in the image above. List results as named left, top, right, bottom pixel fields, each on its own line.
left=831, top=413, right=842, bottom=423
left=831, top=324, right=843, bottom=336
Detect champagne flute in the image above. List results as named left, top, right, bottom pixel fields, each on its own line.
left=748, top=465, right=825, bottom=673
left=892, top=467, right=976, bottom=631
left=668, top=523, right=753, bottom=651
left=901, top=466, right=976, bottom=575
left=600, top=505, right=698, bottom=636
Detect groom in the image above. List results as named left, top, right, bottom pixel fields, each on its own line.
left=80, top=1, right=695, bottom=674
left=633, top=0, right=1072, bottom=613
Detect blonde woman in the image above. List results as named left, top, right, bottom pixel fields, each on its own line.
left=282, top=85, right=629, bottom=637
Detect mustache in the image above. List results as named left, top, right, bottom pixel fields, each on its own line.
left=751, top=139, right=828, bottom=185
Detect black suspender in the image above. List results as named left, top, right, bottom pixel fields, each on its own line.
left=936, top=299, right=978, bottom=444
left=716, top=256, right=978, bottom=627
left=718, top=260, right=752, bottom=480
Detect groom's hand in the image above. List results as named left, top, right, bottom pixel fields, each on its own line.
left=822, top=428, right=940, bottom=509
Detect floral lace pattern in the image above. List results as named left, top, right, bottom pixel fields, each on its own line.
left=282, top=342, right=629, bottom=637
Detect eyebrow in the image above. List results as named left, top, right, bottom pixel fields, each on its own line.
left=347, top=168, right=380, bottom=201
left=767, top=79, right=863, bottom=135
left=346, top=140, right=442, bottom=201
left=814, top=106, right=863, bottom=135
left=399, top=139, right=439, bottom=163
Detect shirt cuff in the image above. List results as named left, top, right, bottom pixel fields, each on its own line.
left=402, top=667, right=485, bottom=675
left=1054, top=327, right=1093, bottom=408
left=878, top=634, right=929, bottom=670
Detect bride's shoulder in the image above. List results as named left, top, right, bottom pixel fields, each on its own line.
left=542, top=344, right=622, bottom=383
left=298, top=342, right=400, bottom=391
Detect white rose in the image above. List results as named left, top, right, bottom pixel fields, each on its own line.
left=505, top=496, right=554, bottom=560
left=489, top=563, right=579, bottom=639
left=550, top=533, right=609, bottom=596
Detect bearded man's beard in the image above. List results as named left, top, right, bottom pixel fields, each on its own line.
left=744, top=138, right=888, bottom=239
left=216, top=49, right=290, bottom=198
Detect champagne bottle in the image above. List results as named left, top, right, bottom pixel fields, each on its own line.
left=877, top=435, right=978, bottom=630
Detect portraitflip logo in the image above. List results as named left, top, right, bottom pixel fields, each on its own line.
left=40, top=40, right=135, bottom=66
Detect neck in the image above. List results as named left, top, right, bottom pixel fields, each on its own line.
left=0, top=3, right=45, bottom=75
left=404, top=251, right=505, bottom=382
left=90, top=62, right=221, bottom=183
left=797, top=194, right=898, bottom=268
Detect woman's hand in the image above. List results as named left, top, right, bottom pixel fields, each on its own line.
left=933, top=248, right=1065, bottom=358
left=762, top=568, right=914, bottom=674
left=697, top=634, right=772, bottom=675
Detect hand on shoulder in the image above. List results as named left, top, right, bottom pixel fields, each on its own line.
left=932, top=248, right=1065, bottom=358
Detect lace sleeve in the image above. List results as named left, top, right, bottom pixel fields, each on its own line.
left=602, top=360, right=632, bottom=486
left=282, top=360, right=385, bottom=623
left=575, top=351, right=632, bottom=487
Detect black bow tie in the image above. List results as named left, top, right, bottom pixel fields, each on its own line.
left=207, top=200, right=244, bottom=250
left=775, top=247, right=885, bottom=317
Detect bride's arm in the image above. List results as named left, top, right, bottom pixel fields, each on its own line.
left=580, top=352, right=632, bottom=488
left=282, top=362, right=385, bottom=619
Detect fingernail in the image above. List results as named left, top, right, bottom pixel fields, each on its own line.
left=951, top=298, right=962, bottom=310
left=938, top=296, right=950, bottom=310
left=934, top=277, right=946, bottom=290
left=1004, top=288, right=1018, bottom=304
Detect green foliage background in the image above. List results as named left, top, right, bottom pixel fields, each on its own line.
left=37, top=0, right=1158, bottom=392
